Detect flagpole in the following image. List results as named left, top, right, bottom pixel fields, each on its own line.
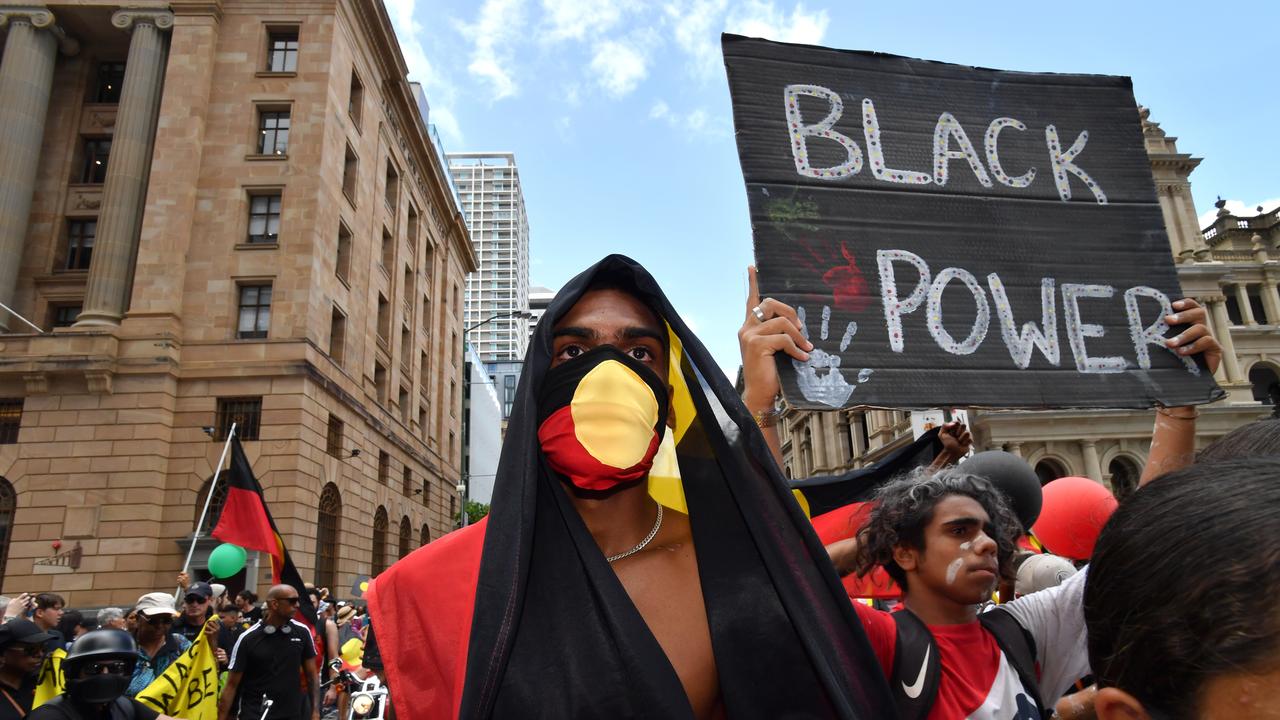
left=178, top=422, right=237, bottom=597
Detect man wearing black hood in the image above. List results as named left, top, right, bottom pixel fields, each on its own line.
left=368, top=256, right=892, bottom=719
left=28, top=630, right=174, bottom=720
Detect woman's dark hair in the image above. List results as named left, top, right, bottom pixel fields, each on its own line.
left=55, top=610, right=83, bottom=639
left=237, top=590, right=257, bottom=604
left=850, top=467, right=1023, bottom=591
left=1085, top=456, right=1280, bottom=717
left=1197, top=418, right=1280, bottom=463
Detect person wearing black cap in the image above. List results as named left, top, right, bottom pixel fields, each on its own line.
left=172, top=581, right=213, bottom=645
left=28, top=629, right=168, bottom=720
left=0, top=619, right=53, bottom=720
left=367, top=256, right=894, bottom=719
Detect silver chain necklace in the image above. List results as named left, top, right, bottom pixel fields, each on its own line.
left=606, top=504, right=664, bottom=563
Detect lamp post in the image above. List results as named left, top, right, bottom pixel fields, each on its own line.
left=460, top=309, right=532, bottom=527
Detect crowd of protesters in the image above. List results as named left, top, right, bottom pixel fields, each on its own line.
left=0, top=579, right=374, bottom=720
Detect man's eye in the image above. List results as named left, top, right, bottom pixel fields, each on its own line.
left=629, top=347, right=652, bottom=361
left=558, top=345, right=583, bottom=360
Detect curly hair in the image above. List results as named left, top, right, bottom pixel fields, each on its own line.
left=850, top=467, right=1023, bottom=592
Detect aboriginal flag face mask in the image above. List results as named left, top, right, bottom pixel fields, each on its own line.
left=536, top=345, right=670, bottom=493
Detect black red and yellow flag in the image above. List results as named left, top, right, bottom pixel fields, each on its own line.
left=212, top=437, right=317, bottom=629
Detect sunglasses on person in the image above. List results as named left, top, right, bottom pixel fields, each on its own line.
left=145, top=614, right=175, bottom=626
left=82, top=661, right=130, bottom=675
left=11, top=644, right=45, bottom=657
left=183, top=595, right=208, bottom=605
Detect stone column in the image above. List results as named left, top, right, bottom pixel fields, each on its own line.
left=76, top=9, right=174, bottom=327
left=1263, top=276, right=1280, bottom=326
left=1206, top=295, right=1244, bottom=383
left=1235, top=284, right=1257, bottom=326
left=1004, top=441, right=1023, bottom=458
left=1081, top=440, right=1102, bottom=482
left=0, top=8, right=64, bottom=330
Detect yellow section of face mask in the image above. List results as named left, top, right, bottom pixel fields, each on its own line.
left=571, top=360, right=660, bottom=469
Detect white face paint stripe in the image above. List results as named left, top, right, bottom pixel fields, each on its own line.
left=946, top=558, right=964, bottom=585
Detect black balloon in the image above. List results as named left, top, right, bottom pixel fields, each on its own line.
left=959, top=451, right=1043, bottom=531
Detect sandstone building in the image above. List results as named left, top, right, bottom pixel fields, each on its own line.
left=780, top=110, right=1277, bottom=498
left=0, top=0, right=475, bottom=606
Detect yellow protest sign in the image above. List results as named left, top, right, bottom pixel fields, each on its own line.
left=136, top=622, right=221, bottom=720
left=33, top=648, right=66, bottom=708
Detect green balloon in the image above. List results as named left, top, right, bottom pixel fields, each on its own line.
left=207, top=543, right=247, bottom=578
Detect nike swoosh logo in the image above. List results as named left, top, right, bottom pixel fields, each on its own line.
left=902, top=645, right=930, bottom=699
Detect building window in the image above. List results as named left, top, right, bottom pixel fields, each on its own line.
left=449, top=494, right=457, bottom=525
left=0, top=400, right=22, bottom=445
left=81, top=139, right=111, bottom=183
left=326, top=414, right=344, bottom=457
left=378, top=450, right=389, bottom=485
left=51, top=305, right=81, bottom=328
left=93, top=62, right=126, bottom=103
left=329, top=306, right=346, bottom=364
left=381, top=227, right=393, bottom=269
left=195, top=479, right=228, bottom=532
left=449, top=430, right=456, bottom=463
left=246, top=193, right=282, bottom=244
left=384, top=161, right=399, bottom=210
left=215, top=396, right=262, bottom=441
left=450, top=380, right=457, bottom=417
left=0, top=478, right=15, bottom=587
left=399, top=385, right=410, bottom=424
left=335, top=222, right=352, bottom=283
left=398, top=516, right=411, bottom=559
left=266, top=28, right=299, bottom=72
left=402, top=466, right=412, bottom=497
left=64, top=219, right=96, bottom=271
left=419, top=522, right=430, bottom=546
left=371, top=506, right=387, bottom=574
left=406, top=206, right=419, bottom=250
left=374, top=362, right=388, bottom=404
left=236, top=284, right=272, bottom=339
left=342, top=145, right=358, bottom=203
left=419, top=349, right=430, bottom=391
left=257, top=109, right=290, bottom=155
left=348, top=71, right=363, bottom=129
left=315, top=483, right=341, bottom=591
left=377, top=294, right=390, bottom=344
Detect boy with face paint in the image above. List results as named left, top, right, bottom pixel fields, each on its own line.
left=367, top=256, right=894, bottom=720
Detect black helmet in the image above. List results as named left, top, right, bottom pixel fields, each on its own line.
left=63, top=630, right=137, bottom=705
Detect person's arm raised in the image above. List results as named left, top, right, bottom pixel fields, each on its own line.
left=1139, top=299, right=1222, bottom=488
left=928, top=421, right=972, bottom=471
left=739, top=266, right=812, bottom=468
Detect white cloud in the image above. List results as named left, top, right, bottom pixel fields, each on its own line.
left=540, top=0, right=636, bottom=42
left=385, top=0, right=464, bottom=145
left=664, top=0, right=729, bottom=81
left=726, top=0, right=829, bottom=45
left=457, top=0, right=525, bottom=100
left=687, top=108, right=708, bottom=131
left=648, top=98, right=729, bottom=138
left=649, top=100, right=671, bottom=119
left=1198, top=197, right=1280, bottom=231
left=563, top=82, right=581, bottom=107
left=589, top=38, right=650, bottom=97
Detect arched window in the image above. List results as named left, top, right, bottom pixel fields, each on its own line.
left=315, top=484, right=341, bottom=591
left=371, top=507, right=388, bottom=575
left=419, top=523, right=430, bottom=547
left=1108, top=456, right=1141, bottom=501
left=398, top=516, right=411, bottom=559
left=194, top=477, right=229, bottom=532
left=0, top=478, right=15, bottom=588
left=1034, top=458, right=1067, bottom=486
left=1249, top=364, right=1280, bottom=405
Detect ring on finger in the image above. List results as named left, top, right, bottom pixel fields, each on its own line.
left=751, top=305, right=767, bottom=323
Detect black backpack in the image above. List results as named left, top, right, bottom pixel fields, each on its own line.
left=889, top=607, right=1048, bottom=720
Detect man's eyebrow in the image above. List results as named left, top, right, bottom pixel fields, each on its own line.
left=940, top=517, right=982, bottom=528
left=622, top=326, right=666, bottom=344
left=552, top=326, right=595, bottom=340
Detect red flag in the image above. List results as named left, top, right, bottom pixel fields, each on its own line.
left=211, top=437, right=317, bottom=630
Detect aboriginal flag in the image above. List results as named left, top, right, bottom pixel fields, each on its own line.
left=211, top=437, right=317, bottom=629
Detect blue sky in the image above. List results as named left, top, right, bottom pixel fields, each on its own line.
left=387, top=0, right=1279, bottom=376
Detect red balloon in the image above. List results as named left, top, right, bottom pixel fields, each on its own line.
left=1032, top=476, right=1118, bottom=560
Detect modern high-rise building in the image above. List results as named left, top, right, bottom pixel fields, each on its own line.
left=528, top=285, right=556, bottom=340
left=446, top=152, right=530, bottom=363
left=0, top=0, right=475, bottom=605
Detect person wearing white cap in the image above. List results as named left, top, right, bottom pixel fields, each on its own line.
left=125, top=592, right=190, bottom=697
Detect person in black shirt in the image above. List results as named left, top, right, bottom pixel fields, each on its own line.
left=0, top=619, right=53, bottom=720
left=219, top=585, right=319, bottom=720
left=28, top=630, right=161, bottom=720
left=172, top=581, right=213, bottom=644
left=31, top=594, right=65, bottom=655
left=234, top=592, right=262, bottom=625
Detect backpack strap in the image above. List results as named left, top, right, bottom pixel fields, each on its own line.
left=980, top=608, right=1049, bottom=718
left=889, top=609, right=941, bottom=720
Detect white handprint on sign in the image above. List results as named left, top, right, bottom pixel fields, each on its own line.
left=792, top=305, right=873, bottom=407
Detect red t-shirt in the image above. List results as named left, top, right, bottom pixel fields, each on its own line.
left=852, top=602, right=1040, bottom=720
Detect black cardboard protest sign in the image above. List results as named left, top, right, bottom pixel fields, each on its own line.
left=723, top=34, right=1225, bottom=410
